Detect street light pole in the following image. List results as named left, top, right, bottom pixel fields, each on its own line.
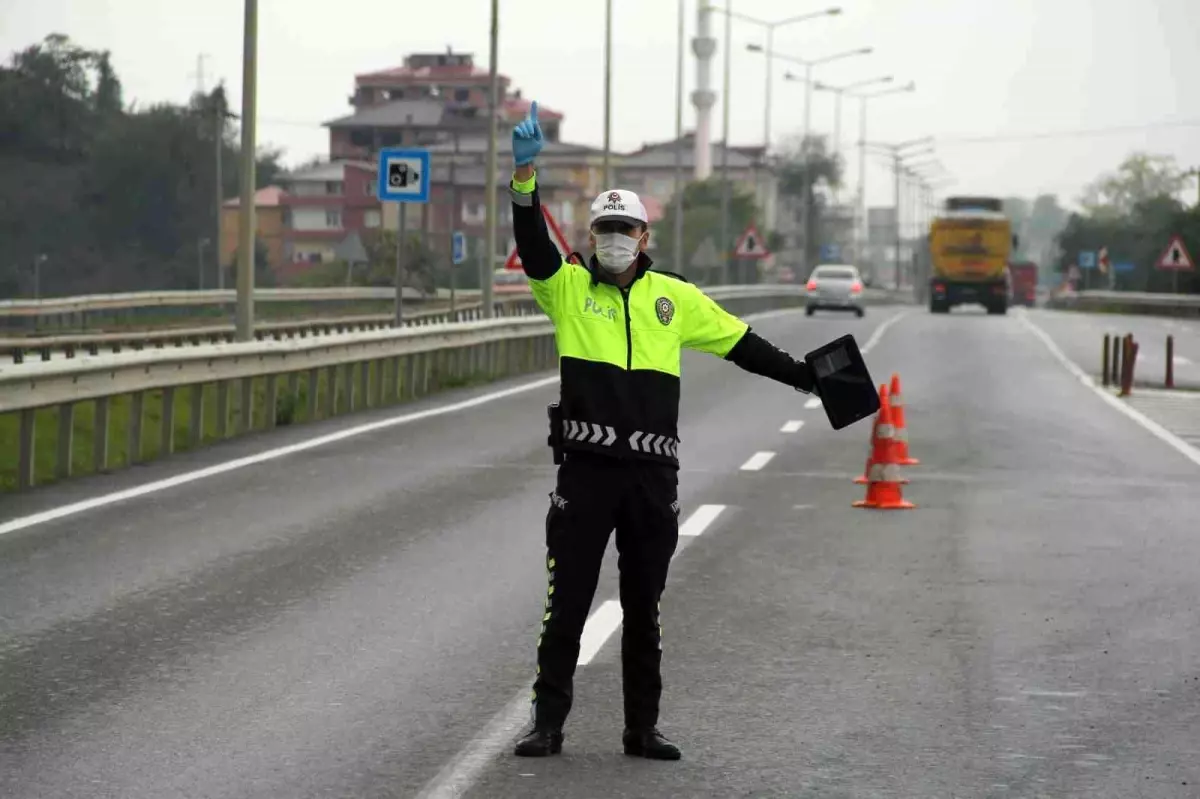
left=718, top=0, right=732, bottom=285
left=811, top=75, right=890, bottom=209
left=858, top=95, right=867, bottom=263
left=234, top=0, right=257, bottom=342
left=482, top=0, right=499, bottom=318
left=766, top=46, right=872, bottom=277
left=673, top=0, right=686, bottom=276
left=850, top=81, right=914, bottom=270
left=863, top=137, right=933, bottom=290
left=801, top=62, right=813, bottom=275
left=763, top=25, right=774, bottom=151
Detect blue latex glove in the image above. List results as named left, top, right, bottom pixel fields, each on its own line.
left=512, top=100, right=544, bottom=167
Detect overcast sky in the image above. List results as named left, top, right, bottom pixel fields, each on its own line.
left=3, top=0, right=1199, bottom=210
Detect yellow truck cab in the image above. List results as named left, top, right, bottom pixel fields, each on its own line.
left=928, top=196, right=1017, bottom=315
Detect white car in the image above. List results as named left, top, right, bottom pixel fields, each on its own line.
left=805, top=264, right=865, bottom=317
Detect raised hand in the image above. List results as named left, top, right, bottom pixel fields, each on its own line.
left=512, top=100, right=544, bottom=167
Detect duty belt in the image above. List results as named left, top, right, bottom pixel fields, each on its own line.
left=561, top=419, right=680, bottom=459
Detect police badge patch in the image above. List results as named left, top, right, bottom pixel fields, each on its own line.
left=655, top=296, right=675, bottom=326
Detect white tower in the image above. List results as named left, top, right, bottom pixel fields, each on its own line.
left=690, top=4, right=717, bottom=180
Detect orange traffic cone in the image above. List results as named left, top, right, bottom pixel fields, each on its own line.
left=853, top=384, right=915, bottom=510
left=854, top=410, right=908, bottom=485
left=889, top=373, right=919, bottom=466
left=853, top=413, right=878, bottom=485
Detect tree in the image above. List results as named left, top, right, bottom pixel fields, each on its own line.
left=1056, top=155, right=1200, bottom=294
left=1004, top=194, right=1070, bottom=266
left=1080, top=152, right=1188, bottom=219
left=360, top=230, right=439, bottom=295
left=654, top=179, right=760, bottom=282
left=0, top=34, right=293, bottom=296
left=775, top=134, right=843, bottom=268
left=228, top=237, right=275, bottom=288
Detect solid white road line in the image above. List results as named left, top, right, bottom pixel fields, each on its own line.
left=740, top=451, right=776, bottom=471
left=861, top=309, right=908, bottom=355
left=679, top=503, right=726, bottom=537
left=804, top=397, right=822, bottom=410
left=413, top=502, right=728, bottom=799
left=1018, top=312, right=1200, bottom=469
left=781, top=420, right=805, bottom=433
left=576, top=601, right=623, bottom=666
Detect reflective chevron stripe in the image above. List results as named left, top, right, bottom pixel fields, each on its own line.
left=564, top=420, right=679, bottom=458
left=563, top=420, right=617, bottom=447
left=629, top=430, right=680, bottom=458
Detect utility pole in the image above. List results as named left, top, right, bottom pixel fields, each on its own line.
left=718, top=0, right=732, bottom=286
left=450, top=129, right=461, bottom=314
left=215, top=88, right=226, bottom=290
left=234, top=0, right=257, bottom=341
left=800, top=61, right=814, bottom=277
left=603, top=0, right=613, bottom=189
left=857, top=96, right=867, bottom=266
left=893, top=152, right=901, bottom=290
left=482, top=0, right=499, bottom=318
left=673, top=0, right=686, bottom=276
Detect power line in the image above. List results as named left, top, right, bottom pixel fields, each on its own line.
left=935, top=118, right=1200, bottom=146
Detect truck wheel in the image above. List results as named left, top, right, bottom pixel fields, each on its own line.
left=987, top=302, right=1008, bottom=315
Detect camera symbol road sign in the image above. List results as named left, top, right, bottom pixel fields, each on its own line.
left=377, top=148, right=431, bottom=203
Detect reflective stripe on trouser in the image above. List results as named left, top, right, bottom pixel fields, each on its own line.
left=529, top=454, right=679, bottom=730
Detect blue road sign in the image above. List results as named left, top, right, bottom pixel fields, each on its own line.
left=819, top=243, right=841, bottom=262
left=377, top=148, right=431, bottom=203
left=451, top=231, right=466, bottom=265
left=1114, top=261, right=1136, bottom=273
left=1078, top=250, right=1096, bottom=269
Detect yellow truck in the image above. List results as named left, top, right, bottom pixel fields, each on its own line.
left=928, top=196, right=1017, bottom=315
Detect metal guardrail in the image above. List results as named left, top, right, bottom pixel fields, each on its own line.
left=0, top=284, right=827, bottom=491
left=0, top=296, right=539, bottom=365
left=0, top=286, right=469, bottom=318
left=1046, top=290, right=1200, bottom=318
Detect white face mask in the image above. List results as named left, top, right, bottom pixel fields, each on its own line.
left=594, top=233, right=641, bottom=274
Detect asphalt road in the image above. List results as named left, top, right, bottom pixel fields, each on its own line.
left=2, top=304, right=1199, bottom=798
left=1027, top=307, right=1200, bottom=389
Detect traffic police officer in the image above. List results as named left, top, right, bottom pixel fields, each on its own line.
left=510, top=101, right=819, bottom=759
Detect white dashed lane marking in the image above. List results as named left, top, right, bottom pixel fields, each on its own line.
left=740, top=451, right=776, bottom=471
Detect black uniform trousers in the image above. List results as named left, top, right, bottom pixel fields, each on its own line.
left=530, top=450, right=680, bottom=732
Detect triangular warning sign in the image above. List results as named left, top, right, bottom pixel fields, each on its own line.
left=733, top=223, right=770, bottom=259
left=505, top=205, right=573, bottom=270
left=1156, top=235, right=1194, bottom=271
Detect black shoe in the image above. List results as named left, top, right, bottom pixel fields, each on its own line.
left=514, top=727, right=564, bottom=757
left=622, top=727, right=681, bottom=760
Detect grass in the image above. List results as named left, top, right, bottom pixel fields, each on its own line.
left=0, top=346, right=529, bottom=493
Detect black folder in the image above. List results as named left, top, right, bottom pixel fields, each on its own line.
left=804, top=334, right=880, bottom=430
